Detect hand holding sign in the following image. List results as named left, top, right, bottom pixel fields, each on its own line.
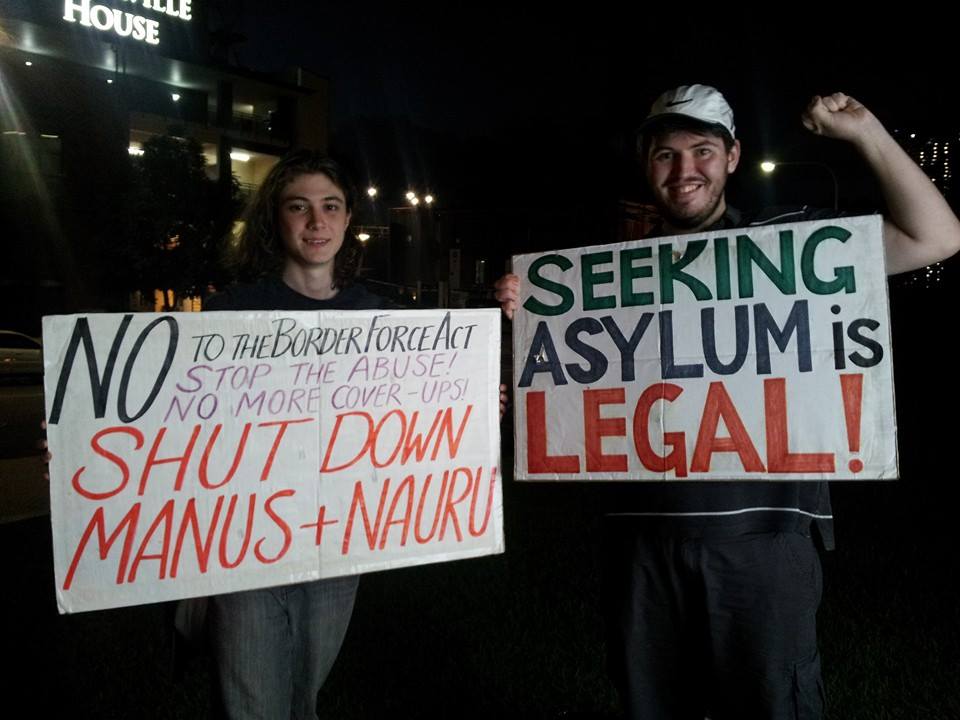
left=494, top=274, right=521, bottom=321
left=509, top=216, right=896, bottom=481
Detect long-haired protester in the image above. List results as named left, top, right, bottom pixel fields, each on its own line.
left=201, top=150, right=386, bottom=718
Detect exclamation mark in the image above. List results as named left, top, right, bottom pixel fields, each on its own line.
left=448, top=351, right=458, bottom=374
left=840, top=373, right=864, bottom=473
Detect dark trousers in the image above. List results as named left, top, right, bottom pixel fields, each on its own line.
left=603, top=527, right=825, bottom=720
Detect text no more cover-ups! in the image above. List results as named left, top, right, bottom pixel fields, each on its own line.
left=43, top=309, right=503, bottom=614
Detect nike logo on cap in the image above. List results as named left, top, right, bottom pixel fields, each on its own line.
left=666, top=99, right=693, bottom=107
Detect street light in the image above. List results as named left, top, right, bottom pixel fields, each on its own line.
left=367, top=186, right=378, bottom=198
left=760, top=160, right=838, bottom=210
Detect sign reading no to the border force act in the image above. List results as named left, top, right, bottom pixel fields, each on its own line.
left=44, top=309, right=502, bottom=614
left=512, top=215, right=897, bottom=481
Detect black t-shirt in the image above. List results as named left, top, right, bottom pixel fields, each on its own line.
left=604, top=206, right=844, bottom=548
left=204, top=278, right=389, bottom=312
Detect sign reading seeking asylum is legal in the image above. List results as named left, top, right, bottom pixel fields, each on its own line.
left=511, top=215, right=896, bottom=481
left=44, top=309, right=502, bottom=613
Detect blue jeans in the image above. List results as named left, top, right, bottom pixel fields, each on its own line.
left=209, top=576, right=359, bottom=719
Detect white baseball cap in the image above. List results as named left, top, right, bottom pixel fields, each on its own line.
left=639, top=84, right=736, bottom=140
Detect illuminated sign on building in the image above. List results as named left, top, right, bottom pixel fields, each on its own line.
left=62, top=0, right=193, bottom=47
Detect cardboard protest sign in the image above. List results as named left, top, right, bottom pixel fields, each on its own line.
left=511, top=215, right=896, bottom=481
left=44, top=309, right=502, bottom=613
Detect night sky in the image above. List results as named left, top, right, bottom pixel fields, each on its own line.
left=217, top=4, right=957, bottom=214
left=227, top=6, right=958, bottom=132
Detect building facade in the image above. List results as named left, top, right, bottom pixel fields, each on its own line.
left=0, top=0, right=330, bottom=329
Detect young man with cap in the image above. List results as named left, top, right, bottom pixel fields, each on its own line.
left=495, top=85, right=960, bottom=719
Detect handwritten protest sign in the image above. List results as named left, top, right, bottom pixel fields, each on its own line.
left=44, top=309, right=502, bottom=613
left=512, top=215, right=896, bottom=481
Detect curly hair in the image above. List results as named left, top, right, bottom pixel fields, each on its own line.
left=226, top=150, right=362, bottom=288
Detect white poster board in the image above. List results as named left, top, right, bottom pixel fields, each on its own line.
left=44, top=309, right=502, bottom=613
left=511, top=215, right=896, bottom=481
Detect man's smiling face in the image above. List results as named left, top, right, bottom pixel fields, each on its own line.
left=645, top=128, right=740, bottom=232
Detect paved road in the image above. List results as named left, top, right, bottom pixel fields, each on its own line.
left=0, top=380, right=48, bottom=522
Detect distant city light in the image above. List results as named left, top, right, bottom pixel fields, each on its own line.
left=24, top=61, right=33, bottom=67
left=760, top=161, right=777, bottom=173
left=367, top=186, right=378, bottom=198
left=171, top=93, right=181, bottom=102
left=357, top=233, right=371, bottom=242
left=405, top=191, right=416, bottom=201
left=106, top=78, right=113, bottom=84
left=424, top=194, right=434, bottom=205
left=128, top=145, right=145, bottom=156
